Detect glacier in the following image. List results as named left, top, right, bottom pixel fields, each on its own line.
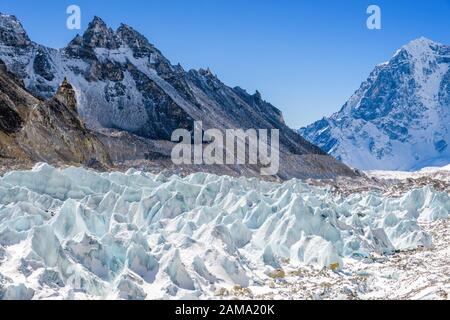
left=0, top=164, right=448, bottom=300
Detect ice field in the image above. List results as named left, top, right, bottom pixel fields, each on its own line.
left=0, top=164, right=448, bottom=299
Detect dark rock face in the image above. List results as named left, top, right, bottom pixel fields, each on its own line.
left=33, top=49, right=55, bottom=81
left=0, top=59, right=36, bottom=121
left=186, top=70, right=324, bottom=156
left=86, top=61, right=125, bottom=82
left=439, top=68, right=450, bottom=107
left=116, top=24, right=156, bottom=58
left=0, top=96, right=22, bottom=133
left=434, top=140, right=447, bottom=153
left=0, top=13, right=30, bottom=47
left=55, top=78, right=77, bottom=111
left=127, top=65, right=195, bottom=140
left=65, top=34, right=96, bottom=60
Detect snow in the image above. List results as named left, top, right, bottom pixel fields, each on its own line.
left=367, top=163, right=450, bottom=182
left=0, top=164, right=448, bottom=300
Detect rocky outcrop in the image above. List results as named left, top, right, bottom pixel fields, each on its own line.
left=54, top=78, right=77, bottom=110
left=0, top=59, right=111, bottom=169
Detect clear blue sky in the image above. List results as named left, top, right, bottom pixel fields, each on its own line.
left=1, top=0, right=450, bottom=128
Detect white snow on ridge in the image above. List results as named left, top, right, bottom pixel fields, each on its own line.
left=367, top=163, right=450, bottom=182
left=0, top=164, right=448, bottom=300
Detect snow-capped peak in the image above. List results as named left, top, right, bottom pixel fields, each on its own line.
left=404, top=36, right=440, bottom=49
left=399, top=37, right=443, bottom=58
left=301, top=38, right=450, bottom=171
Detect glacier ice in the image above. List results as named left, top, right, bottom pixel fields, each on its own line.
left=0, top=163, right=448, bottom=299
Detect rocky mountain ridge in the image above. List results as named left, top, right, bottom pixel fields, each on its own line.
left=0, top=13, right=356, bottom=179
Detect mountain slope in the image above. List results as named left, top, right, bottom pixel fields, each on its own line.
left=0, top=13, right=356, bottom=179
left=0, top=59, right=111, bottom=168
left=301, top=38, right=450, bottom=171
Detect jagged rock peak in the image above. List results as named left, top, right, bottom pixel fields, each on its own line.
left=72, top=16, right=159, bottom=57
left=198, top=68, right=216, bottom=78
left=68, top=34, right=83, bottom=46
left=55, top=77, right=77, bottom=110
left=0, top=12, right=31, bottom=46
left=64, top=34, right=89, bottom=58
left=233, top=86, right=247, bottom=94
left=116, top=23, right=157, bottom=57
left=82, top=16, right=119, bottom=49
left=91, top=16, right=106, bottom=26
left=116, top=23, right=148, bottom=42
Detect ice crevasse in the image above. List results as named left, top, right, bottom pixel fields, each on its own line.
left=0, top=164, right=448, bottom=299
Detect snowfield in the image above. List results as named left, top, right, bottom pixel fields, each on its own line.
left=0, top=164, right=449, bottom=300
left=367, top=164, right=450, bottom=182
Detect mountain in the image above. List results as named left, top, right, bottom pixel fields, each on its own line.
left=300, top=38, right=450, bottom=171
left=0, top=59, right=111, bottom=168
left=0, top=13, right=356, bottom=179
